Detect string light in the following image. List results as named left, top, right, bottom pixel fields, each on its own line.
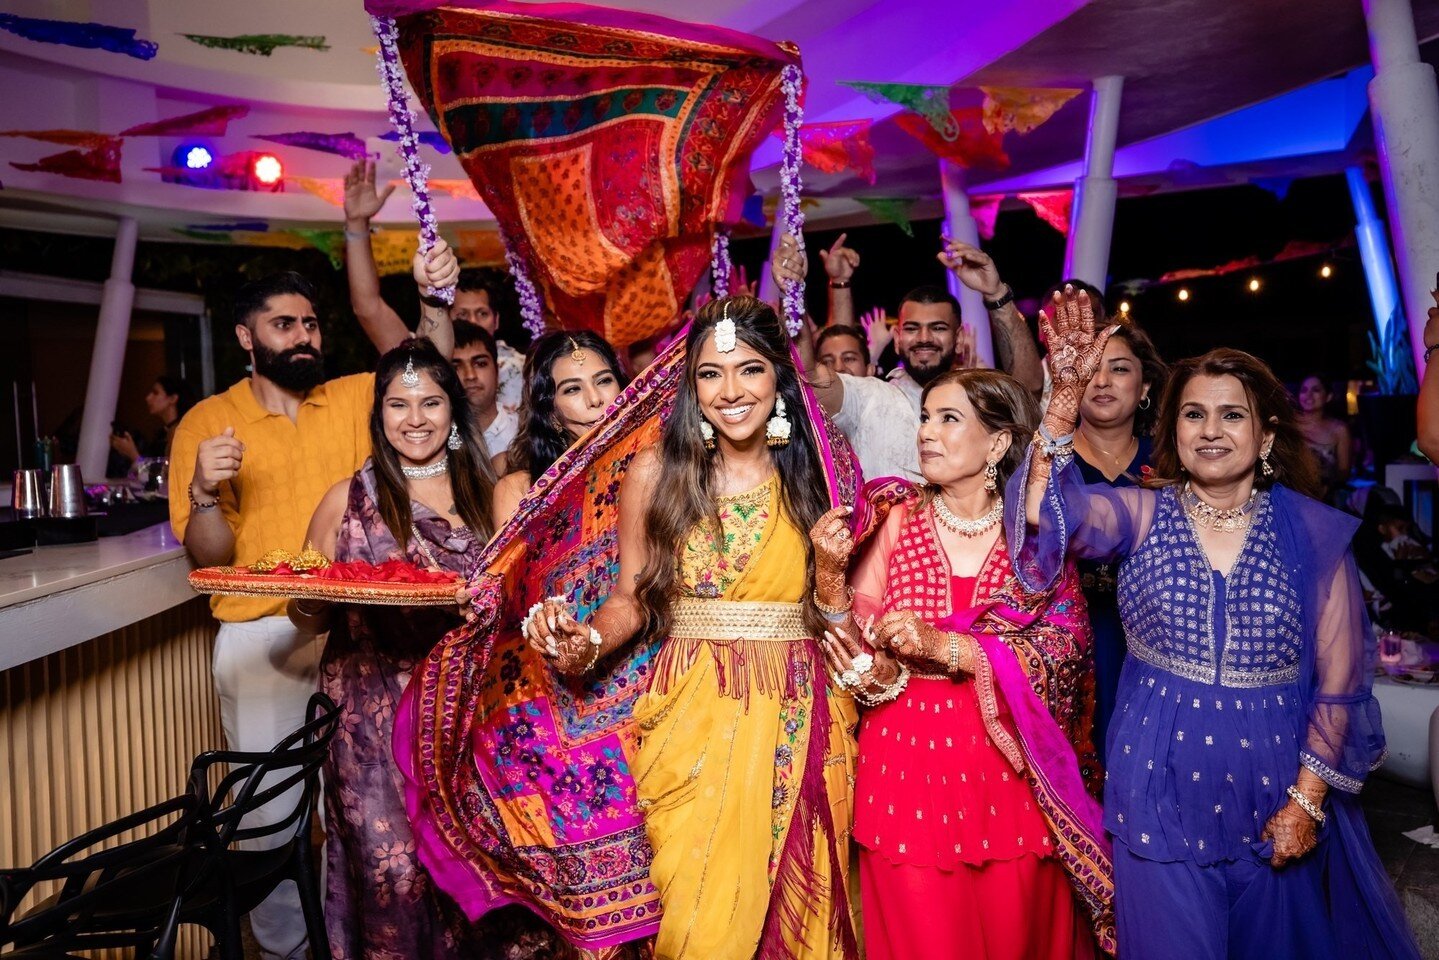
left=1320, top=263, right=1333, bottom=279
left=1248, top=277, right=1261, bottom=293
left=1177, top=288, right=1190, bottom=302
left=1118, top=300, right=1131, bottom=315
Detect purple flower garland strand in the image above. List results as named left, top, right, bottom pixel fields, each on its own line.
left=778, top=64, right=806, bottom=336
left=370, top=15, right=454, bottom=305
left=710, top=229, right=732, bottom=300
left=502, top=227, right=547, bottom=339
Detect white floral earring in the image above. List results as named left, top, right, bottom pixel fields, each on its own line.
left=766, top=396, right=791, bottom=447
left=447, top=423, right=462, bottom=451
left=700, top=418, right=716, bottom=451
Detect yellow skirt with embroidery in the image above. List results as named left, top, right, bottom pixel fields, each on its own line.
left=632, top=634, right=857, bottom=960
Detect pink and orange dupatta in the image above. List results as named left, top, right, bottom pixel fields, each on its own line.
left=393, top=337, right=858, bottom=951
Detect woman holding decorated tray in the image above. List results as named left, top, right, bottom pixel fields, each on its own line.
left=817, top=368, right=1111, bottom=959
left=1010, top=288, right=1418, bottom=959
left=490, top=330, right=629, bottom=525
left=395, top=296, right=863, bottom=960
left=288, top=339, right=500, bottom=960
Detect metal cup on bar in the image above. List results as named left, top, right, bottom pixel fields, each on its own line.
left=48, top=463, right=87, bottom=518
left=12, top=469, right=46, bottom=519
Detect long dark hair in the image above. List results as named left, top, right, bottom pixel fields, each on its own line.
left=506, top=330, right=629, bottom=482
left=370, top=340, right=497, bottom=547
left=1150, top=347, right=1321, bottom=499
left=1107, top=321, right=1168, bottom=436
left=154, top=375, right=196, bottom=420
left=915, top=369, right=1038, bottom=512
left=634, top=295, right=834, bottom=639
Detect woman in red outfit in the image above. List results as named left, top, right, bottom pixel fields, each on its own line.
left=814, top=370, right=1115, bottom=957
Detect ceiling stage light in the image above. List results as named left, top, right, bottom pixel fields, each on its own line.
left=1177, top=288, right=1190, bottom=302
left=181, top=145, right=213, bottom=169
left=253, top=154, right=283, bottom=186
left=1320, top=264, right=1333, bottom=278
left=1118, top=300, right=1131, bottom=314
left=1248, top=277, right=1261, bottom=292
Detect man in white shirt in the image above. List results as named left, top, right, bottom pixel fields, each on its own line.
left=451, top=322, right=519, bottom=461
left=775, top=233, right=1044, bottom=482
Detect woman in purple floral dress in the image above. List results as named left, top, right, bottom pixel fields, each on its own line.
left=293, top=341, right=574, bottom=960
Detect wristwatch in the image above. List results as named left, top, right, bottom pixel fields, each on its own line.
left=983, top=284, right=1015, bottom=311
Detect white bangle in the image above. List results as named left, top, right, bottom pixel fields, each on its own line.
left=1286, top=785, right=1326, bottom=826
left=854, top=663, right=910, bottom=706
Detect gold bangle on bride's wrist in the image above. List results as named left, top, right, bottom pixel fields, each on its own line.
left=813, top=588, right=852, bottom=623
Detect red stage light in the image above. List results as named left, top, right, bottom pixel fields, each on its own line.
left=253, top=154, right=283, bottom=186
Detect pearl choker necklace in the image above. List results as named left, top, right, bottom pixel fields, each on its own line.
left=1180, top=482, right=1256, bottom=532
left=932, top=495, right=1004, bottom=537
left=401, top=456, right=449, bottom=480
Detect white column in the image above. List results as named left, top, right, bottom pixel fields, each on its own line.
left=1063, top=75, right=1124, bottom=290
left=1364, top=0, right=1439, bottom=373
left=757, top=214, right=788, bottom=306
left=1348, top=166, right=1403, bottom=342
left=77, top=217, right=139, bottom=481
left=938, top=160, right=995, bottom=368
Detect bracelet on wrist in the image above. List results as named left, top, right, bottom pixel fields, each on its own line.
left=982, top=284, right=1015, bottom=311
left=188, top=484, right=219, bottom=511
left=813, top=587, right=853, bottom=622
left=828, top=279, right=852, bottom=289
left=1285, top=785, right=1327, bottom=826
left=947, top=632, right=963, bottom=674
left=855, top=662, right=910, bottom=706
left=1032, top=423, right=1075, bottom=460
left=1425, top=342, right=1439, bottom=365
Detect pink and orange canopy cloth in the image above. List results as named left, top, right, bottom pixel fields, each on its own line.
left=368, top=0, right=801, bottom=348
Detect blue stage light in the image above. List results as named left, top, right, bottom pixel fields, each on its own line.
left=180, top=145, right=213, bottom=169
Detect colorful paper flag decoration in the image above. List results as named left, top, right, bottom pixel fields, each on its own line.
left=121, top=106, right=249, bottom=138
left=793, top=120, right=876, bottom=184
left=1018, top=190, right=1072, bottom=235
left=254, top=131, right=370, bottom=160
left=388, top=2, right=800, bottom=348
left=290, top=229, right=348, bottom=269
left=970, top=195, right=1002, bottom=240
left=895, top=107, right=1010, bottom=171
left=423, top=179, right=485, bottom=202
left=979, top=86, right=1082, bottom=135
left=181, top=33, right=329, bottom=56
left=378, top=130, right=452, bottom=154
left=841, top=80, right=958, bottom=141
left=287, top=176, right=347, bottom=206
left=0, top=14, right=157, bottom=60
left=11, top=142, right=122, bottom=182
left=856, top=196, right=917, bottom=236
left=454, top=229, right=508, bottom=266
left=369, top=229, right=421, bottom=277
left=0, top=129, right=117, bottom=149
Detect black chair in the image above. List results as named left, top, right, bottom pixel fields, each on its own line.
left=0, top=792, right=203, bottom=959
left=181, top=691, right=339, bottom=960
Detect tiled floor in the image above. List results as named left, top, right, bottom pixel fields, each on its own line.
left=1364, top=775, right=1439, bottom=958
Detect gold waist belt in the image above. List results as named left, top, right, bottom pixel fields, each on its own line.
left=669, top=598, right=809, bottom=641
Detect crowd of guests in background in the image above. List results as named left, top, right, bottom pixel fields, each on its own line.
left=159, top=156, right=1430, bottom=960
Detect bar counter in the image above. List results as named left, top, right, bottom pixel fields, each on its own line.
left=0, top=522, right=221, bottom=957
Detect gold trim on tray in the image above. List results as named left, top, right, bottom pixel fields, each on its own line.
left=187, top=569, right=460, bottom=607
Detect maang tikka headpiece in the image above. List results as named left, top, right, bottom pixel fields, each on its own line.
left=401, top=355, right=420, bottom=388
left=567, top=337, right=585, bottom=366
left=714, top=301, right=737, bottom=353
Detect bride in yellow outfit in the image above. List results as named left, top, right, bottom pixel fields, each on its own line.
left=524, top=295, right=861, bottom=960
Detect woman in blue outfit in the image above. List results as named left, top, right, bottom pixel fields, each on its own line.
left=1068, top=316, right=1166, bottom=759
left=1009, top=287, right=1418, bottom=960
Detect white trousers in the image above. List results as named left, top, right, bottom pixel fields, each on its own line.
left=213, top=617, right=324, bottom=960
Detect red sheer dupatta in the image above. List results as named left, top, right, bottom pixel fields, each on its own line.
left=851, top=479, right=1116, bottom=954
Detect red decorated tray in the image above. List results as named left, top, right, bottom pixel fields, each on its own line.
left=189, top=557, right=461, bottom=607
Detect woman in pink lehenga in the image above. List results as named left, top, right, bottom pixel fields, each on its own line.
left=817, top=369, right=1114, bottom=958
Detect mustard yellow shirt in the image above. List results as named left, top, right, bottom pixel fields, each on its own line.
left=169, top=374, right=374, bottom=621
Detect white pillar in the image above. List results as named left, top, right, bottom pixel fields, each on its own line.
left=938, top=160, right=996, bottom=368
left=1348, top=166, right=1403, bottom=342
left=757, top=214, right=788, bottom=306
left=77, top=217, right=138, bottom=480
left=1364, top=0, right=1439, bottom=374
left=1063, top=75, right=1124, bottom=291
